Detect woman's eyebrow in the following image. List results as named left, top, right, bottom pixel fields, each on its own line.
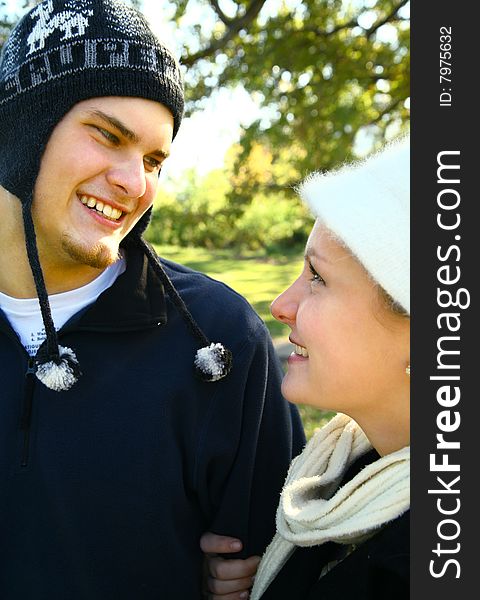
left=305, top=244, right=330, bottom=264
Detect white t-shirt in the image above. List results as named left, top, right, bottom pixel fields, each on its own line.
left=0, top=257, right=126, bottom=356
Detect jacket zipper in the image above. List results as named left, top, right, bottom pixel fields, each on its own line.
left=20, top=358, right=36, bottom=468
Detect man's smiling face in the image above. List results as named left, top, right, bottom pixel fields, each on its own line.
left=32, top=96, right=173, bottom=274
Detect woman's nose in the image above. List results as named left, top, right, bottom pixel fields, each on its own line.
left=271, top=282, right=299, bottom=326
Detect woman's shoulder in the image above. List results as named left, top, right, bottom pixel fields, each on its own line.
left=307, top=511, right=410, bottom=600
left=260, top=511, right=409, bottom=600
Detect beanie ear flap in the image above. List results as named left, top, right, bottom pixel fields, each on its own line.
left=130, top=206, right=153, bottom=239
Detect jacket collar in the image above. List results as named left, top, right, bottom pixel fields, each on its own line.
left=63, top=242, right=167, bottom=333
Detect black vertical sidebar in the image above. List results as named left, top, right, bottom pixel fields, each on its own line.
left=411, top=1, right=477, bottom=598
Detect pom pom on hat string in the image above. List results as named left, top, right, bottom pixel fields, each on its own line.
left=35, top=345, right=82, bottom=392
left=194, top=343, right=233, bottom=382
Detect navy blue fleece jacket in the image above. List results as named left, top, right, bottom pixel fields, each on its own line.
left=0, top=244, right=305, bottom=599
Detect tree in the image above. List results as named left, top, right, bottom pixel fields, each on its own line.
left=168, top=0, right=410, bottom=194
left=148, top=145, right=312, bottom=253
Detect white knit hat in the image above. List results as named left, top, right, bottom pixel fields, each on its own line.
left=299, top=135, right=410, bottom=314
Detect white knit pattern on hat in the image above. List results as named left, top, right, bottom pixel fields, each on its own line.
left=251, top=414, right=410, bottom=600
left=299, top=136, right=410, bottom=314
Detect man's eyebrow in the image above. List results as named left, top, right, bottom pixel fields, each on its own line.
left=89, top=109, right=139, bottom=143
left=87, top=109, right=170, bottom=159
left=151, top=147, right=170, bottom=160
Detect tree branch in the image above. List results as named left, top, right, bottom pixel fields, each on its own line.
left=208, top=0, right=234, bottom=26
left=183, top=0, right=267, bottom=66
left=366, top=0, right=409, bottom=38
left=370, top=96, right=403, bottom=124
left=183, top=0, right=409, bottom=66
left=302, top=18, right=359, bottom=37
left=306, top=0, right=409, bottom=39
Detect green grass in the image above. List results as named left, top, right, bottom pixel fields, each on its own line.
left=299, top=407, right=336, bottom=440
left=155, top=244, right=333, bottom=438
left=154, top=244, right=304, bottom=338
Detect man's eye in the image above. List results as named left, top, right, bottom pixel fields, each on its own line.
left=144, top=156, right=162, bottom=172
left=92, top=126, right=119, bottom=144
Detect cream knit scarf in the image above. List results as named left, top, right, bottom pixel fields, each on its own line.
left=251, top=413, right=410, bottom=600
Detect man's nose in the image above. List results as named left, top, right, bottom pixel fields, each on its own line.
left=106, top=155, right=147, bottom=199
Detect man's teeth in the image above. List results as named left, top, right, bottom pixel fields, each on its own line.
left=294, top=344, right=309, bottom=358
left=80, top=195, right=123, bottom=220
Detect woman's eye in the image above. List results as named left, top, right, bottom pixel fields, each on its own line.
left=308, top=261, right=326, bottom=286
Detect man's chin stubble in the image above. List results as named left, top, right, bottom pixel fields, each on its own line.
left=61, top=236, right=120, bottom=270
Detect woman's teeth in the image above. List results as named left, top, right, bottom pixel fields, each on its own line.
left=294, top=344, right=309, bottom=357
left=80, top=195, right=123, bottom=220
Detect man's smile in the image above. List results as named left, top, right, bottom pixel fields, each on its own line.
left=79, top=194, right=124, bottom=221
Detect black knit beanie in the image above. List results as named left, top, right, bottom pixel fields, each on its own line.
left=0, top=0, right=232, bottom=391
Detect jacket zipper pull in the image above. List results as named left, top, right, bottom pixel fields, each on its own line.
left=26, top=357, right=36, bottom=376
left=20, top=358, right=36, bottom=467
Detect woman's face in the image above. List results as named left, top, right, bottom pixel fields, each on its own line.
left=271, top=221, right=410, bottom=422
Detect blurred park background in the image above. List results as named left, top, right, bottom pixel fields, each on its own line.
left=0, top=0, right=410, bottom=437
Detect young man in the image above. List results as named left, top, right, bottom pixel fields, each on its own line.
left=0, top=2, right=304, bottom=598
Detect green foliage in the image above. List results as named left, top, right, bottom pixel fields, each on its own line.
left=168, top=0, right=410, bottom=192
left=152, top=242, right=305, bottom=337
left=147, top=166, right=313, bottom=253
left=0, top=1, right=410, bottom=180
left=235, top=193, right=311, bottom=253
left=148, top=169, right=230, bottom=248
left=298, top=406, right=336, bottom=440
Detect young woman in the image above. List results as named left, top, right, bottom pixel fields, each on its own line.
left=202, top=135, right=410, bottom=600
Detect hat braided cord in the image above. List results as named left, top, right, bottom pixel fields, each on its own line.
left=22, top=199, right=59, bottom=359
left=137, top=237, right=209, bottom=345
left=22, top=199, right=81, bottom=391
left=136, top=236, right=233, bottom=382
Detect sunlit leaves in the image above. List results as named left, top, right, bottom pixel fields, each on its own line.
left=168, top=0, right=409, bottom=194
